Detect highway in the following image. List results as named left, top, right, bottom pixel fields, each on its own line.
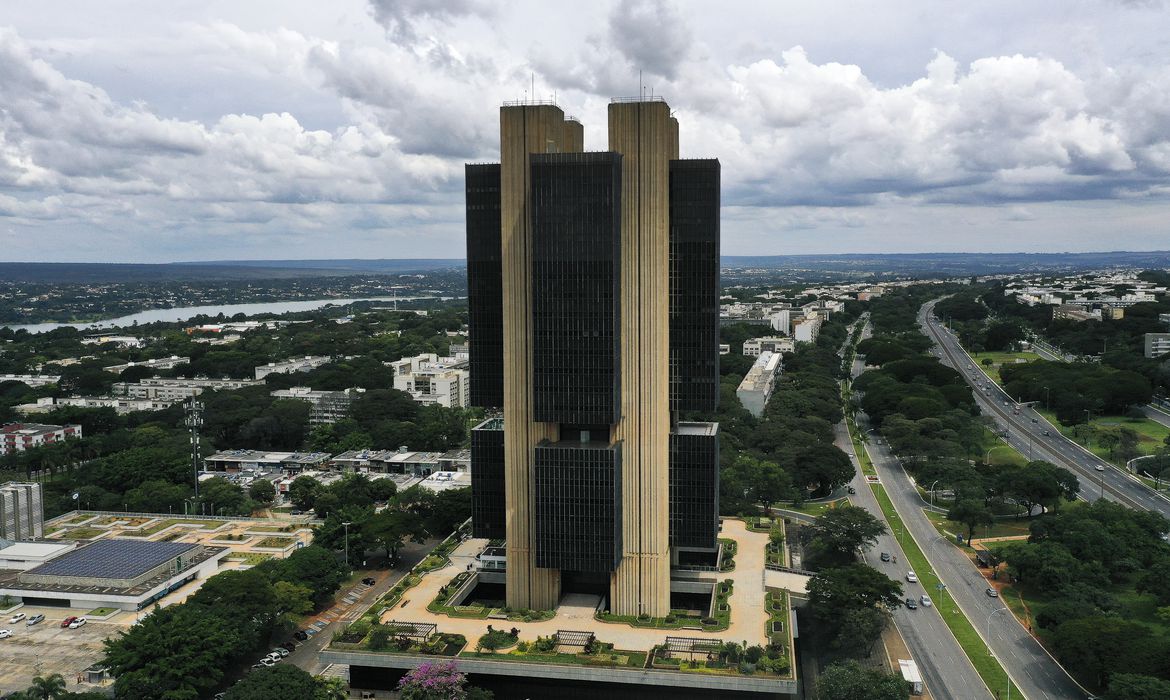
left=921, top=300, right=1170, bottom=519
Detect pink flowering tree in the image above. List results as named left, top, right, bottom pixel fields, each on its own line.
left=397, top=661, right=468, bottom=700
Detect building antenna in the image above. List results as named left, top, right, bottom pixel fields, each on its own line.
left=639, top=69, right=643, bottom=99
left=531, top=72, right=535, bottom=104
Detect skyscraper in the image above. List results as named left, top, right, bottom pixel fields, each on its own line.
left=468, top=97, right=719, bottom=617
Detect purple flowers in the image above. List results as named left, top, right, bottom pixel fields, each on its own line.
left=397, top=660, right=468, bottom=699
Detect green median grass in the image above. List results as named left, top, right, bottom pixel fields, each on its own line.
left=867, top=482, right=1021, bottom=699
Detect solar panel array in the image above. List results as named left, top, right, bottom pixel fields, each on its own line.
left=29, top=539, right=197, bottom=581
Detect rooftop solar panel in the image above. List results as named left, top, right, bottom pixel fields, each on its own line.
left=28, top=539, right=197, bottom=581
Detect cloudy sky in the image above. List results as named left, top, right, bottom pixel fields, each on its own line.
left=2, top=0, right=1169, bottom=262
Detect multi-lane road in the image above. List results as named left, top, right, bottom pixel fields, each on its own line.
left=921, top=299, right=1170, bottom=519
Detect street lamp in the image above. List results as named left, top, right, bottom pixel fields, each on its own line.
left=928, top=480, right=940, bottom=512
left=985, top=606, right=1009, bottom=645
left=342, top=521, right=353, bottom=566
left=1042, top=386, right=1050, bottom=410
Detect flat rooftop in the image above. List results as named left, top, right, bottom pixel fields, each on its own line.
left=26, top=539, right=197, bottom=581
left=0, top=541, right=75, bottom=558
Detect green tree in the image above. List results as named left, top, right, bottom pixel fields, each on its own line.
left=816, top=660, right=909, bottom=700
left=26, top=673, right=67, bottom=700
left=948, top=499, right=995, bottom=545
left=1105, top=674, right=1170, bottom=700
left=272, top=580, right=315, bottom=616
left=248, top=478, right=276, bottom=505
left=288, top=475, right=322, bottom=511
left=365, top=508, right=428, bottom=560
left=223, top=666, right=319, bottom=700
left=804, top=505, right=888, bottom=567
left=807, top=564, right=903, bottom=621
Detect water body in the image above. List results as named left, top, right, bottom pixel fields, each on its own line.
left=5, top=296, right=460, bottom=334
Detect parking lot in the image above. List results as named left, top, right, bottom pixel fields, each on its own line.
left=0, top=607, right=126, bottom=694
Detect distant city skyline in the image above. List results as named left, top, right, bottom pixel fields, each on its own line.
left=2, top=0, right=1170, bottom=261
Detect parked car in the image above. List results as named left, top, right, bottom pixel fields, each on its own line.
left=985, top=587, right=999, bottom=598
left=880, top=552, right=891, bottom=562
left=920, top=594, right=933, bottom=607
left=293, top=630, right=309, bottom=641
left=69, top=617, right=87, bottom=629
left=906, top=571, right=918, bottom=583
left=1031, top=418, right=1039, bottom=423
left=1042, top=430, right=1051, bottom=436
left=272, top=648, right=290, bottom=658
left=280, top=641, right=296, bottom=652
left=361, top=577, right=376, bottom=586
left=60, top=616, right=78, bottom=628
left=9, top=613, right=25, bottom=624
left=0, top=629, right=11, bottom=639
left=26, top=614, right=44, bottom=626
left=261, top=658, right=277, bottom=667
left=905, top=598, right=918, bottom=610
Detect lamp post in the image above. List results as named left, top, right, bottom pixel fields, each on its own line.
left=342, top=521, right=352, bottom=567
left=985, top=606, right=1008, bottom=645
left=928, top=480, right=940, bottom=512
left=1043, top=386, right=1050, bottom=410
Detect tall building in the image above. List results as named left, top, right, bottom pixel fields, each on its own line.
left=467, top=97, right=720, bottom=617
left=0, top=482, right=44, bottom=540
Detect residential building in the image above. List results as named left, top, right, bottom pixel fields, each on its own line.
left=270, top=386, right=365, bottom=424
left=743, top=336, right=795, bottom=357
left=0, top=482, right=43, bottom=540
left=254, top=356, right=332, bottom=380
left=1160, top=313, right=1170, bottom=326
left=388, top=354, right=470, bottom=408
left=1146, top=333, right=1170, bottom=359
left=204, top=450, right=331, bottom=474
left=466, top=97, right=720, bottom=616
left=0, top=374, right=60, bottom=388
left=103, top=356, right=189, bottom=374
left=82, top=335, right=145, bottom=348
left=736, top=351, right=782, bottom=418
left=16, top=396, right=177, bottom=415
left=769, top=309, right=792, bottom=334
left=1053, top=305, right=1098, bottom=322
left=793, top=316, right=823, bottom=343
left=113, top=376, right=261, bottom=401
left=1, top=423, right=81, bottom=455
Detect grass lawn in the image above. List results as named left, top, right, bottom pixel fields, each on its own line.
left=227, top=552, right=274, bottom=565
left=923, top=508, right=1032, bottom=540
left=253, top=536, right=295, bottom=549
left=59, top=527, right=102, bottom=539
left=87, top=607, right=118, bottom=616
left=868, top=483, right=1020, bottom=699
left=1038, top=409, right=1170, bottom=466
left=969, top=351, right=1040, bottom=383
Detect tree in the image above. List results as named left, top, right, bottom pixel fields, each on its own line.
left=223, top=666, right=319, bottom=700
left=804, top=505, right=887, bottom=567
left=248, top=479, right=276, bottom=505
left=807, top=564, right=903, bottom=622
left=26, top=674, right=67, bottom=700
left=1106, top=674, right=1170, bottom=700
left=288, top=475, right=322, bottom=511
left=424, top=486, right=472, bottom=536
left=816, top=660, right=909, bottom=700
left=272, top=580, right=314, bottom=616
left=948, top=499, right=995, bottom=545
left=397, top=661, right=472, bottom=700
left=365, top=508, right=428, bottom=560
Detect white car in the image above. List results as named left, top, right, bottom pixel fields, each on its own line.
left=261, top=657, right=277, bottom=667
left=68, top=617, right=87, bottom=629
left=920, top=594, right=933, bottom=607
left=1095, top=465, right=1106, bottom=472
left=906, top=571, right=918, bottom=583
left=8, top=613, right=25, bottom=624
left=0, top=629, right=11, bottom=639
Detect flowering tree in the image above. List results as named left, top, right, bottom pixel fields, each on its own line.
left=397, top=661, right=468, bottom=700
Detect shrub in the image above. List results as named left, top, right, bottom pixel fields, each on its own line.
left=738, top=661, right=756, bottom=675
left=701, top=617, right=718, bottom=626
left=517, top=641, right=530, bottom=652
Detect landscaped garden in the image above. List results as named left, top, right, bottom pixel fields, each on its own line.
left=648, top=637, right=791, bottom=677
left=426, top=571, right=554, bottom=622
left=465, top=633, right=647, bottom=669
left=597, top=579, right=732, bottom=632
left=253, top=536, right=295, bottom=549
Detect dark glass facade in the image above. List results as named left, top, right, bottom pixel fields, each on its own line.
left=669, top=159, right=721, bottom=413
left=470, top=417, right=506, bottom=540
left=669, top=423, right=720, bottom=549
left=530, top=152, right=623, bottom=425
left=466, top=163, right=504, bottom=408
left=534, top=440, right=622, bottom=572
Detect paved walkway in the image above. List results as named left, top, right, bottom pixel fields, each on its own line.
left=379, top=518, right=772, bottom=649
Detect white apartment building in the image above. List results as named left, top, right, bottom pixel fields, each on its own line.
left=743, top=337, right=795, bottom=357
left=388, top=353, right=470, bottom=408
left=103, top=356, right=190, bottom=374
left=254, top=356, right=333, bottom=380
left=16, top=396, right=178, bottom=415
left=736, top=351, right=782, bottom=418
left=769, top=309, right=793, bottom=335
left=793, top=317, right=823, bottom=343
left=1, top=423, right=82, bottom=455
left=82, top=335, right=145, bottom=349
left=0, top=374, right=61, bottom=388
left=113, top=377, right=262, bottom=401
left=270, top=386, right=366, bottom=424
left=1146, top=333, right=1170, bottom=359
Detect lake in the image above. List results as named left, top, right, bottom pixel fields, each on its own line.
left=5, top=296, right=461, bottom=334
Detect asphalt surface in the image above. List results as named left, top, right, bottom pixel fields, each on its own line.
left=1142, top=404, right=1170, bottom=430
left=921, top=299, right=1170, bottom=519
left=839, top=423, right=992, bottom=700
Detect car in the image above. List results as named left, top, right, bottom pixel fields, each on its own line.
left=920, top=594, right=933, bottom=607
left=1095, top=465, right=1106, bottom=472
left=273, top=648, right=290, bottom=658
left=251, top=663, right=266, bottom=670
left=1032, top=418, right=1039, bottom=423
left=906, top=571, right=918, bottom=583
left=905, top=598, right=918, bottom=610
left=261, top=657, right=277, bottom=667
left=362, top=577, right=376, bottom=586
left=1042, top=430, right=1051, bottom=436
left=0, top=629, right=11, bottom=639
left=290, top=510, right=303, bottom=515
left=880, top=552, right=891, bottom=562
left=69, top=617, right=87, bottom=629
left=9, top=612, right=25, bottom=624
left=985, top=587, right=999, bottom=598
left=281, top=641, right=296, bottom=651
left=293, top=630, right=309, bottom=641
left=26, top=614, right=44, bottom=626
left=1003, top=401, right=1009, bottom=406
left=214, top=694, right=227, bottom=700
left=60, top=616, right=78, bottom=628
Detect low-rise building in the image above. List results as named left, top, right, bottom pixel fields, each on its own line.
left=718, top=344, right=730, bottom=355
left=0, top=374, right=61, bottom=388
left=82, top=335, right=145, bottom=349
left=255, top=355, right=333, bottom=380
left=736, top=351, right=782, bottom=418
left=16, top=396, right=178, bottom=415
left=1, top=423, right=82, bottom=455
left=742, top=337, right=794, bottom=357
left=204, top=450, right=332, bottom=474
left=113, top=376, right=261, bottom=401
left=388, top=353, right=470, bottom=408
left=1146, top=333, right=1170, bottom=359
left=1053, top=305, right=1098, bottom=322
left=103, top=356, right=189, bottom=374
left=270, top=386, right=365, bottom=424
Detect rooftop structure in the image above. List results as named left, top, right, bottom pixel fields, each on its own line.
left=388, top=353, right=470, bottom=408
left=103, top=356, right=189, bottom=374
left=113, top=376, right=261, bottom=401
left=0, top=374, right=61, bottom=388
left=16, top=396, right=179, bottom=415
left=204, top=450, right=332, bottom=473
left=270, top=386, right=365, bottom=424
left=737, top=351, right=783, bottom=418
left=1, top=423, right=81, bottom=454
left=0, top=482, right=43, bottom=540
left=743, top=337, right=794, bottom=357
left=255, top=355, right=333, bottom=380
left=82, top=335, right=145, bottom=348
